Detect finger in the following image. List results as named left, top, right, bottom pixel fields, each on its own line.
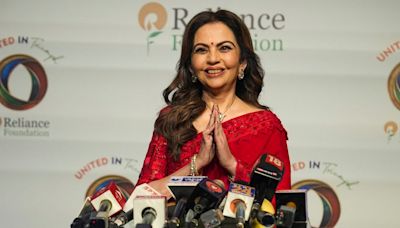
left=206, top=104, right=216, bottom=129
left=214, top=124, right=221, bottom=140
left=213, top=111, right=223, bottom=136
left=214, top=103, right=220, bottom=115
left=212, top=104, right=220, bottom=125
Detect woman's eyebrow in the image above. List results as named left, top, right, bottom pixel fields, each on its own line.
left=193, top=40, right=236, bottom=48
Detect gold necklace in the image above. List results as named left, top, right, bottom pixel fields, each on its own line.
left=206, top=96, right=236, bottom=122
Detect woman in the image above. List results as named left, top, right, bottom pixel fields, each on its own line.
left=136, top=9, right=291, bottom=198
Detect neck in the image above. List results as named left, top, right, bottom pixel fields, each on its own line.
left=203, top=92, right=237, bottom=121
left=203, top=92, right=235, bottom=107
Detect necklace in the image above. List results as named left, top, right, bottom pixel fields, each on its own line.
left=206, top=96, right=236, bottom=122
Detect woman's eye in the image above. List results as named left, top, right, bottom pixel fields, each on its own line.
left=220, top=45, right=233, bottom=52
left=194, top=47, right=207, bottom=53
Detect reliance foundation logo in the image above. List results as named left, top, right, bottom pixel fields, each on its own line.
left=137, top=2, right=286, bottom=55
left=138, top=2, right=167, bottom=55
left=0, top=116, right=50, bottom=137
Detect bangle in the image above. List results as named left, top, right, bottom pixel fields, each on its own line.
left=190, top=154, right=198, bottom=176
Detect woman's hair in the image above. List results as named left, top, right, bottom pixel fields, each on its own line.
left=155, top=9, right=267, bottom=159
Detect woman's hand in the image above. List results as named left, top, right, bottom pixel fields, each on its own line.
left=213, top=105, right=237, bottom=176
left=196, top=104, right=218, bottom=170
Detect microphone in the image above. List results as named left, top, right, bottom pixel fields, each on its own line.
left=276, top=205, right=296, bottom=228
left=185, top=178, right=227, bottom=227
left=249, top=154, right=284, bottom=227
left=89, top=200, right=112, bottom=228
left=113, top=183, right=162, bottom=227
left=71, top=197, right=95, bottom=228
left=199, top=208, right=225, bottom=228
left=253, top=199, right=276, bottom=228
left=167, top=198, right=187, bottom=228
left=89, top=181, right=127, bottom=228
left=133, top=195, right=166, bottom=228
left=222, top=182, right=256, bottom=228
left=186, top=178, right=227, bottom=217
left=138, top=207, right=157, bottom=228
left=276, top=189, right=308, bottom=227
left=250, top=153, right=284, bottom=203
left=111, top=208, right=134, bottom=227
left=90, top=181, right=127, bottom=217
left=166, top=176, right=206, bottom=228
left=124, top=183, right=162, bottom=212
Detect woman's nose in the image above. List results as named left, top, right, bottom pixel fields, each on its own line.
left=207, top=48, right=220, bottom=64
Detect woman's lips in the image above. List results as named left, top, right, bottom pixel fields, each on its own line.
left=205, top=68, right=224, bottom=77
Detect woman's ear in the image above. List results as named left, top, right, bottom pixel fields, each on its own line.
left=240, top=60, right=247, bottom=71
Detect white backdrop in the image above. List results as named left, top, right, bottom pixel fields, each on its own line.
left=1, top=0, right=400, bottom=227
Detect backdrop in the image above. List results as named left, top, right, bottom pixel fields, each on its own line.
left=1, top=0, right=399, bottom=227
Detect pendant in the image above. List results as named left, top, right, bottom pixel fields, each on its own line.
left=218, top=112, right=225, bottom=122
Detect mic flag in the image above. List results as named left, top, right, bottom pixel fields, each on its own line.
left=90, top=181, right=126, bottom=217
left=123, top=183, right=161, bottom=212
left=167, top=176, right=207, bottom=200
left=222, top=182, right=255, bottom=222
left=250, top=153, right=284, bottom=203
left=186, top=178, right=227, bottom=217
left=133, top=195, right=166, bottom=228
left=249, top=153, right=284, bottom=228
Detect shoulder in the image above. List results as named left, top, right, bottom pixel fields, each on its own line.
left=249, top=109, right=288, bottom=137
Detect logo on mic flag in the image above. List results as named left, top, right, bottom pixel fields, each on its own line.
left=206, top=180, right=224, bottom=193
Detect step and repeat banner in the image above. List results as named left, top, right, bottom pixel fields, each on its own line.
left=1, top=0, right=399, bottom=227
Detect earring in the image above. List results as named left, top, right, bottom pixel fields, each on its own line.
left=238, top=69, right=245, bottom=80
left=191, top=74, right=197, bottom=83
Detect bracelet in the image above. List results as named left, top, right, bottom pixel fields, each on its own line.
left=190, top=154, right=198, bottom=176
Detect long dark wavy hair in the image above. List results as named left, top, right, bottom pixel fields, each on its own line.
left=155, top=9, right=267, bottom=159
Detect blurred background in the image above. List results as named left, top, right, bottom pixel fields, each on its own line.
left=1, top=0, right=399, bottom=227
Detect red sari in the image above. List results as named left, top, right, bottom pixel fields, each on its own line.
left=136, top=110, right=291, bottom=192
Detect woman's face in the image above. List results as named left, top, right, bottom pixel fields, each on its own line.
left=191, top=22, right=246, bottom=93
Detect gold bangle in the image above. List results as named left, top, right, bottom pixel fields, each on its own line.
left=190, top=154, right=198, bottom=176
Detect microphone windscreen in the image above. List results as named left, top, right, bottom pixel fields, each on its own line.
left=261, top=199, right=275, bottom=215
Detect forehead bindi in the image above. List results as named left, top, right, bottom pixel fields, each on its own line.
left=193, top=22, right=237, bottom=46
